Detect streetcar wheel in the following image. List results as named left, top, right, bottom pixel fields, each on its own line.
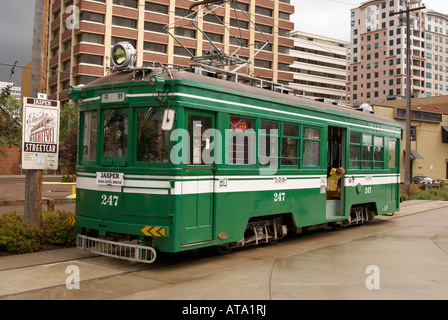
left=213, top=244, right=233, bottom=255
left=332, top=223, right=343, bottom=231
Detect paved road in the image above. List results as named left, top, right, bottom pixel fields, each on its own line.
left=1, top=200, right=448, bottom=302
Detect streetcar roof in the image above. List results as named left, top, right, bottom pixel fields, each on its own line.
left=84, top=67, right=401, bottom=129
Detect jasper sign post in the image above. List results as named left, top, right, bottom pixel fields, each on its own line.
left=22, top=97, right=60, bottom=170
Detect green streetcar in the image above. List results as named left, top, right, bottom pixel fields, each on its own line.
left=69, top=42, right=401, bottom=263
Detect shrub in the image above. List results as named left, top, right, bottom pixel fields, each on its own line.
left=41, top=211, right=76, bottom=246
left=62, top=174, right=75, bottom=183
left=0, top=212, right=42, bottom=253
left=400, top=192, right=409, bottom=202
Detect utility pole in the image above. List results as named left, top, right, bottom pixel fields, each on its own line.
left=389, top=1, right=425, bottom=198
left=24, top=0, right=49, bottom=226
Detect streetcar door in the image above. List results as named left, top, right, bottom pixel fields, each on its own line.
left=326, top=126, right=345, bottom=218
left=181, top=110, right=216, bottom=245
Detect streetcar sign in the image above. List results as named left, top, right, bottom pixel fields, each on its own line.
left=21, top=97, right=60, bottom=170
left=96, top=172, right=124, bottom=186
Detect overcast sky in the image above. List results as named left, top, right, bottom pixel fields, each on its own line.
left=1, top=0, right=448, bottom=85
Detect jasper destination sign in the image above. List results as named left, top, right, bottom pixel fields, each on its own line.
left=22, top=98, right=60, bottom=170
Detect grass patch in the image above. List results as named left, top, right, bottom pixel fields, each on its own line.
left=401, top=184, right=448, bottom=201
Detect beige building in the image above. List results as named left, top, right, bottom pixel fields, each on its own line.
left=289, top=31, right=349, bottom=104
left=372, top=96, right=448, bottom=181
left=47, top=0, right=295, bottom=101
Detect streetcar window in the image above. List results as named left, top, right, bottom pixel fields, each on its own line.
left=374, top=136, right=384, bottom=168
left=189, top=114, right=213, bottom=165
left=362, top=134, right=372, bottom=168
left=229, top=116, right=256, bottom=165
left=136, top=109, right=169, bottom=163
left=349, top=132, right=361, bottom=168
left=281, top=123, right=299, bottom=166
left=302, top=127, right=320, bottom=167
left=82, top=111, right=97, bottom=162
left=389, top=139, right=397, bottom=168
left=259, top=121, right=279, bottom=167
left=103, top=110, right=128, bottom=157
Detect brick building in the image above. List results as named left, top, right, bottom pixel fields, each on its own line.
left=0, top=109, right=21, bottom=174
left=47, top=0, right=295, bottom=101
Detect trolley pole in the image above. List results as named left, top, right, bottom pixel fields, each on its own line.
left=24, top=0, right=49, bottom=226
left=389, top=1, right=425, bottom=198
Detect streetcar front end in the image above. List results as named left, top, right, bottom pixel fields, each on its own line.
left=68, top=65, right=179, bottom=264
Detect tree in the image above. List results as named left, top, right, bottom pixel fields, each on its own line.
left=59, top=101, right=78, bottom=173
left=59, top=101, right=78, bottom=144
left=0, top=62, right=22, bottom=157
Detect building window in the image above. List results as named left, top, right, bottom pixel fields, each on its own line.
left=279, top=11, right=290, bottom=20
left=410, top=126, right=416, bottom=141
left=174, top=27, right=196, bottom=39
left=144, top=42, right=167, bottom=53
left=112, top=37, right=136, bottom=48
left=254, top=59, right=272, bottom=69
left=78, top=32, right=104, bottom=45
left=112, top=16, right=137, bottom=29
left=442, top=128, right=448, bottom=143
left=76, top=75, right=100, bottom=86
left=174, top=46, right=195, bottom=57
left=255, top=41, right=272, bottom=51
left=80, top=11, right=104, bottom=24
left=145, top=2, right=168, bottom=14
left=204, top=32, right=223, bottom=43
left=113, top=0, right=137, bottom=8
left=77, top=54, right=103, bottom=65
left=255, top=6, right=272, bottom=17
left=278, top=63, right=290, bottom=71
left=203, top=14, right=223, bottom=24
left=256, top=24, right=272, bottom=34
left=144, top=22, right=166, bottom=34
left=230, top=19, right=249, bottom=29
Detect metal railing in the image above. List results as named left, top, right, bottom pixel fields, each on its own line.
left=76, top=234, right=157, bottom=264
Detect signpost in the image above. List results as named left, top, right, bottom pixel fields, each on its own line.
left=25, top=0, right=50, bottom=226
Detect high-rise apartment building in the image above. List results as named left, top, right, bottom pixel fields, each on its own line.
left=424, top=10, right=448, bottom=97
left=347, top=0, right=442, bottom=105
left=289, top=31, right=349, bottom=104
left=47, top=0, right=294, bottom=101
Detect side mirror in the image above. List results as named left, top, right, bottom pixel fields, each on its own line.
left=162, top=109, right=175, bottom=131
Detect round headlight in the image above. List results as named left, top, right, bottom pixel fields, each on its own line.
left=111, top=42, right=136, bottom=70
left=68, top=86, right=82, bottom=100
